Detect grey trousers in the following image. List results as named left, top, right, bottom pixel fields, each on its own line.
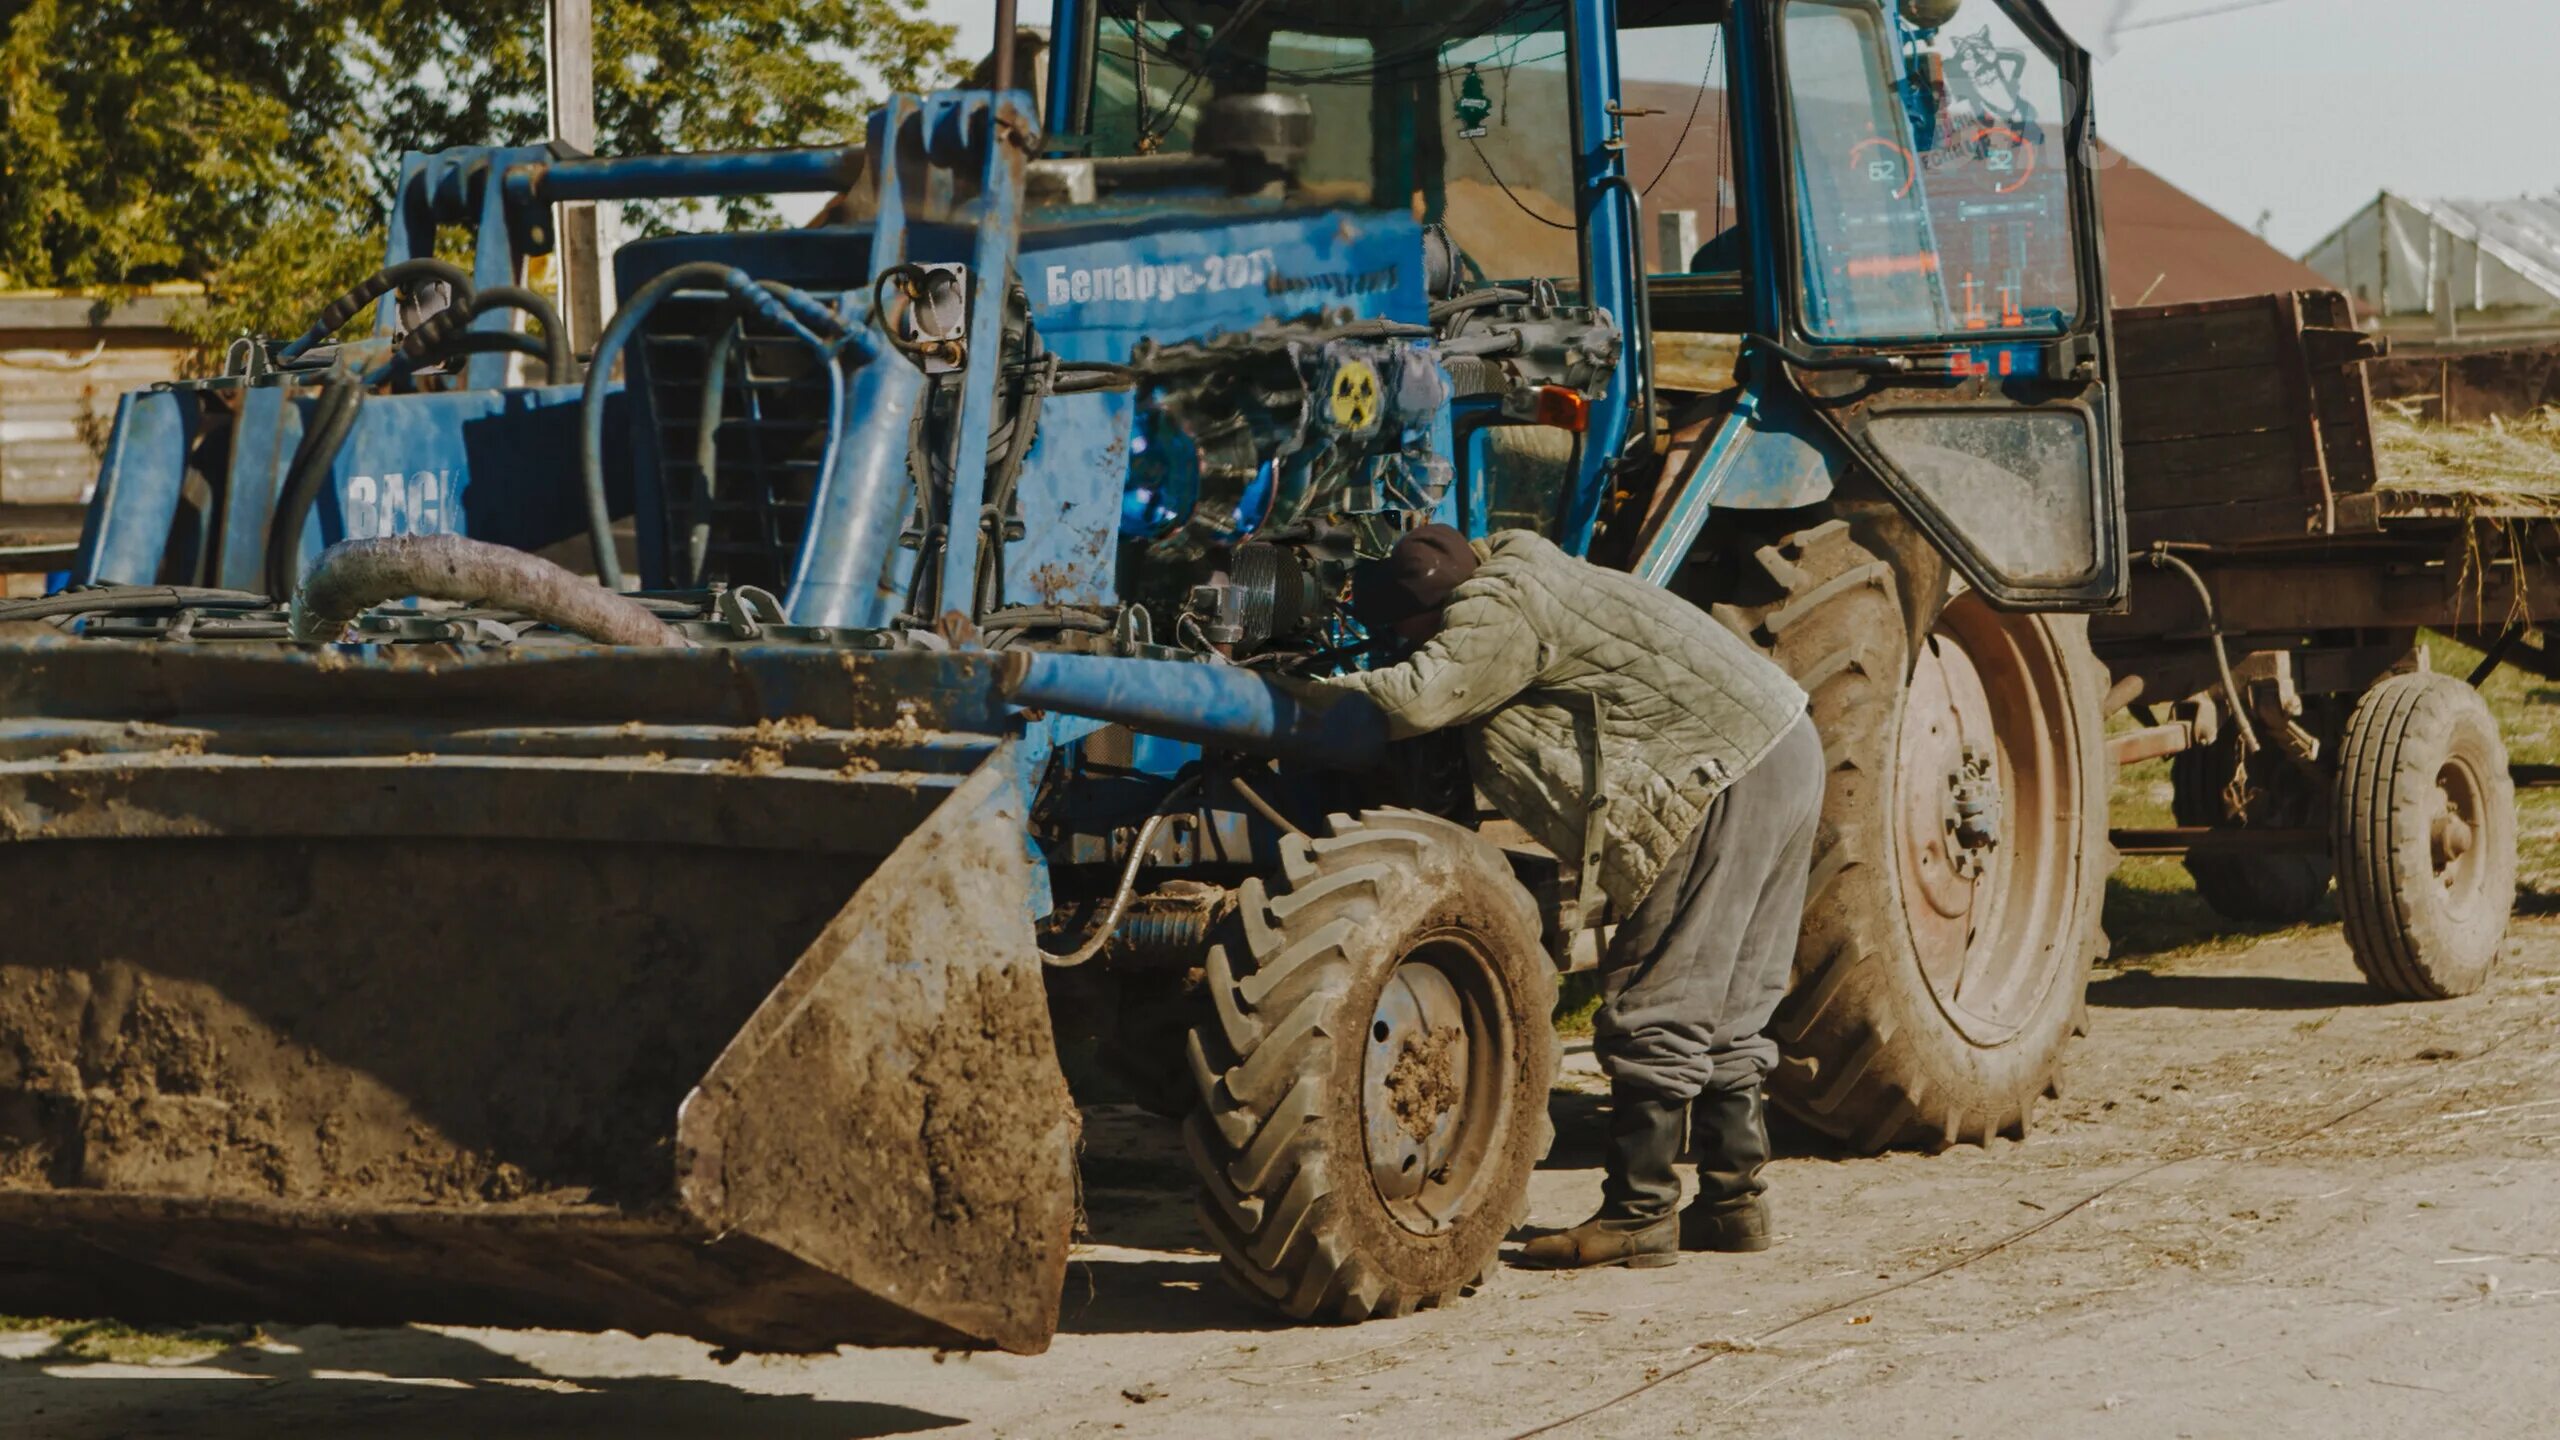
left=1592, top=712, right=1822, bottom=1102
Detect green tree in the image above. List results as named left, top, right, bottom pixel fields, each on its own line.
left=0, top=1, right=356, bottom=290
left=0, top=0, right=957, bottom=349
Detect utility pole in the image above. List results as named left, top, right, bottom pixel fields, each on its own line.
left=546, top=0, right=604, bottom=357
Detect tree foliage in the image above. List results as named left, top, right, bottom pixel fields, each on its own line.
left=0, top=0, right=957, bottom=347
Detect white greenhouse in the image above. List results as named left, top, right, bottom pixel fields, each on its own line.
left=2303, top=192, right=2560, bottom=321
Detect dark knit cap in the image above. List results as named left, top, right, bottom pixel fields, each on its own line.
left=1351, top=524, right=1479, bottom=630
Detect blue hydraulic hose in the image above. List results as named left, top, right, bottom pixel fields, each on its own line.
left=579, top=263, right=852, bottom=591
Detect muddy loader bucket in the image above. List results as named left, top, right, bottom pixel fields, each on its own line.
left=0, top=638, right=1077, bottom=1354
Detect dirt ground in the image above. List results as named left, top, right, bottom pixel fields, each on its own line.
left=7, top=904, right=2559, bottom=1439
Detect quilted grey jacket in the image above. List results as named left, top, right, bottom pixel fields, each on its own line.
left=1321, top=530, right=1807, bottom=915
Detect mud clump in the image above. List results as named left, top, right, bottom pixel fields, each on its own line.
left=719, top=746, right=786, bottom=777
left=1385, top=1026, right=1465, bottom=1141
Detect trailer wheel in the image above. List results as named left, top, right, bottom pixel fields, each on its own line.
left=2171, top=740, right=2333, bottom=924
left=1183, top=811, right=1556, bottom=1320
left=2333, top=671, right=2516, bottom=1000
left=1714, top=520, right=2113, bottom=1151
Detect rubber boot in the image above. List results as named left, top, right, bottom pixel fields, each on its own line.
left=1518, top=1089, right=1684, bottom=1270
left=1681, top=1083, right=1773, bottom=1253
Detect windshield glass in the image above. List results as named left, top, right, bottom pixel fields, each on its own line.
left=1087, top=0, right=1582, bottom=282
left=1781, top=0, right=2082, bottom=341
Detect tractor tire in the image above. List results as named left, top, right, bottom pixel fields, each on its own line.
left=2171, top=740, right=2333, bottom=924
left=1182, top=810, right=1556, bottom=1320
left=2333, top=671, right=2517, bottom=1000
left=1714, top=520, right=2114, bottom=1151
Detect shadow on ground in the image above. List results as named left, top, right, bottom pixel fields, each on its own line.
left=2516, top=883, right=2560, bottom=918
left=1061, top=1104, right=1280, bottom=1337
left=1055, top=1256, right=1279, bottom=1337
left=3, top=1325, right=964, bottom=1440
left=2102, top=874, right=2339, bottom=965
left=2089, top=965, right=2384, bottom=1011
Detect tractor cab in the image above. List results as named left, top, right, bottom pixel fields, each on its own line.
left=1051, top=0, right=2123, bottom=608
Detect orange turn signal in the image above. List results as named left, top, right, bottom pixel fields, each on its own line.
left=1532, top=385, right=1589, bottom=433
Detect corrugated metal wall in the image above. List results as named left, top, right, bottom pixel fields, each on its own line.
left=0, top=334, right=191, bottom=507
left=0, top=293, right=195, bottom=593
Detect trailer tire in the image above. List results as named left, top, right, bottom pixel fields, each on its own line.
left=1714, top=520, right=2113, bottom=1151
left=2171, top=741, right=2333, bottom=924
left=2333, top=671, right=2516, bottom=1000
left=1182, top=810, right=1556, bottom=1321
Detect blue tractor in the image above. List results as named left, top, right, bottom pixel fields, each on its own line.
left=0, top=0, right=2120, bottom=1353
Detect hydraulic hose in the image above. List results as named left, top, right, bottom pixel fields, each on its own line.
left=426, top=331, right=554, bottom=365
left=279, top=257, right=475, bottom=362
left=686, top=278, right=883, bottom=586
left=287, top=534, right=686, bottom=647
left=264, top=373, right=366, bottom=602
left=976, top=349, right=1055, bottom=617
left=581, top=262, right=849, bottom=591
left=398, top=284, right=575, bottom=385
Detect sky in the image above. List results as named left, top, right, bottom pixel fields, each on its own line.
left=927, top=0, right=2559, bottom=257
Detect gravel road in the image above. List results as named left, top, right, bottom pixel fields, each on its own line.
left=10, top=918, right=2559, bottom=1439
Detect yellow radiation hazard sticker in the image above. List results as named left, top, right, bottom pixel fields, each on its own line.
left=1328, top=360, right=1381, bottom=431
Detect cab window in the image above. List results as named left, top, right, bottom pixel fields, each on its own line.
left=1781, top=0, right=2081, bottom=342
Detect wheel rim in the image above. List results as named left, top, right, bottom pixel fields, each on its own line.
left=1893, top=595, right=2084, bottom=1044
left=2431, top=755, right=2488, bottom=919
left=1361, top=933, right=1511, bottom=1236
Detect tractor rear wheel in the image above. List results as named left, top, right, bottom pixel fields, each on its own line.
left=2334, top=671, right=2517, bottom=999
left=1715, top=520, right=2114, bottom=1151
left=1182, top=811, right=1556, bottom=1320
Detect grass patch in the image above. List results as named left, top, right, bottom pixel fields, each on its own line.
left=2427, top=630, right=2560, bottom=902
left=59, top=1320, right=244, bottom=1364
left=1553, top=970, right=1605, bottom=1037
left=0, top=1318, right=257, bottom=1365
left=2106, top=855, right=2332, bottom=964
left=2095, top=712, right=2296, bottom=964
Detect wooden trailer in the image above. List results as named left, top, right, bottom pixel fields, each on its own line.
left=2096, top=289, right=2552, bottom=999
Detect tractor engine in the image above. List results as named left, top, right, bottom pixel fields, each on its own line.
left=1116, top=317, right=1453, bottom=660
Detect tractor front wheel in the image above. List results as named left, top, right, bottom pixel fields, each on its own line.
left=1182, top=811, right=1556, bottom=1320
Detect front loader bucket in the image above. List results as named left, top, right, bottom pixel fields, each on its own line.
left=0, top=640, right=1077, bottom=1354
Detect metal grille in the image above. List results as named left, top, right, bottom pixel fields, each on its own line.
left=641, top=295, right=843, bottom=591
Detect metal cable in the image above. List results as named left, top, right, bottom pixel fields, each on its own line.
left=2147, top=545, right=2260, bottom=755
left=1040, top=773, right=1204, bottom=967
left=1636, top=30, right=1720, bottom=198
